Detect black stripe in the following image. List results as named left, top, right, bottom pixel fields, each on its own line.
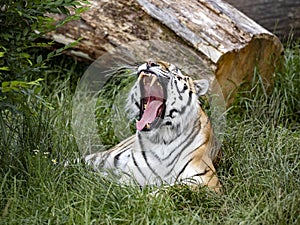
left=132, top=153, right=147, bottom=180
left=138, top=132, right=161, bottom=174
left=182, top=134, right=209, bottom=162
left=113, top=148, right=131, bottom=167
left=141, top=150, right=160, bottom=178
left=171, top=100, right=176, bottom=106
left=191, top=170, right=209, bottom=178
left=174, top=80, right=183, bottom=100
left=186, top=90, right=193, bottom=106
left=166, top=126, right=199, bottom=167
left=167, top=109, right=179, bottom=118
left=162, top=119, right=200, bottom=161
left=149, top=149, right=162, bottom=161
left=135, top=101, right=140, bottom=109
left=175, top=158, right=193, bottom=182
left=134, top=132, right=148, bottom=179
left=183, top=83, right=188, bottom=90
left=164, top=124, right=201, bottom=177
left=177, top=169, right=209, bottom=185
left=137, top=132, right=144, bottom=151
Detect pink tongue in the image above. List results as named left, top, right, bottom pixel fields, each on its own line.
left=136, top=100, right=163, bottom=131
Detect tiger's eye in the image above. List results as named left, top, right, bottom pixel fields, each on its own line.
left=148, top=62, right=158, bottom=67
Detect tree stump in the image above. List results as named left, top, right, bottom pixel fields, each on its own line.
left=47, top=0, right=283, bottom=104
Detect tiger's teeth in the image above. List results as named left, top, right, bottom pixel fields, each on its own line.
left=146, top=123, right=150, bottom=129
left=138, top=73, right=144, bottom=81
left=150, top=75, right=157, bottom=87
left=144, top=103, right=147, bottom=109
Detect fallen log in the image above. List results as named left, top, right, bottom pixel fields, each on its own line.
left=225, top=0, right=300, bottom=40
left=47, top=0, right=283, bottom=104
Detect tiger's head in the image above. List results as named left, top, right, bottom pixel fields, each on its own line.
left=127, top=60, right=209, bottom=144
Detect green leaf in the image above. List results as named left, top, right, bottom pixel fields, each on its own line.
left=19, top=52, right=31, bottom=59
left=36, top=55, right=43, bottom=64
left=1, top=78, right=44, bottom=93
left=0, top=67, right=10, bottom=71
left=23, top=27, right=29, bottom=36
left=47, top=51, right=54, bottom=59
left=27, top=78, right=44, bottom=86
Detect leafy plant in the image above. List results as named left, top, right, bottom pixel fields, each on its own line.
left=0, top=0, right=87, bottom=174
left=0, top=0, right=87, bottom=81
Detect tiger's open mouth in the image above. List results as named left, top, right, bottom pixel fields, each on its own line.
left=136, top=71, right=166, bottom=131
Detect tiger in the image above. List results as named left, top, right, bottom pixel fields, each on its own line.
left=85, top=60, right=221, bottom=192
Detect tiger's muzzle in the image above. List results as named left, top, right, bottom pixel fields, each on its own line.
left=136, top=70, right=167, bottom=131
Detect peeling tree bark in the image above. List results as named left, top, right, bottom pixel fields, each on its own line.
left=47, top=0, right=181, bottom=60
left=47, top=0, right=283, bottom=104
left=225, top=0, right=300, bottom=40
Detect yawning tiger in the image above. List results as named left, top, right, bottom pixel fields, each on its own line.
left=85, top=60, right=221, bottom=191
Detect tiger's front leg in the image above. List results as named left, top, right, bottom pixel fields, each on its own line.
left=84, top=135, right=135, bottom=173
left=84, top=147, right=132, bottom=173
left=192, top=156, right=222, bottom=194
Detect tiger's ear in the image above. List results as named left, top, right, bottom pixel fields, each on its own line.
left=194, top=79, right=209, bottom=96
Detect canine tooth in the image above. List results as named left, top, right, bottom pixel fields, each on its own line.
left=138, top=73, right=144, bottom=81
left=150, top=76, right=157, bottom=86
left=146, top=123, right=150, bottom=129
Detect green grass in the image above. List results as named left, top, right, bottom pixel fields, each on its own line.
left=95, top=67, right=136, bottom=148
left=0, top=43, right=299, bottom=224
